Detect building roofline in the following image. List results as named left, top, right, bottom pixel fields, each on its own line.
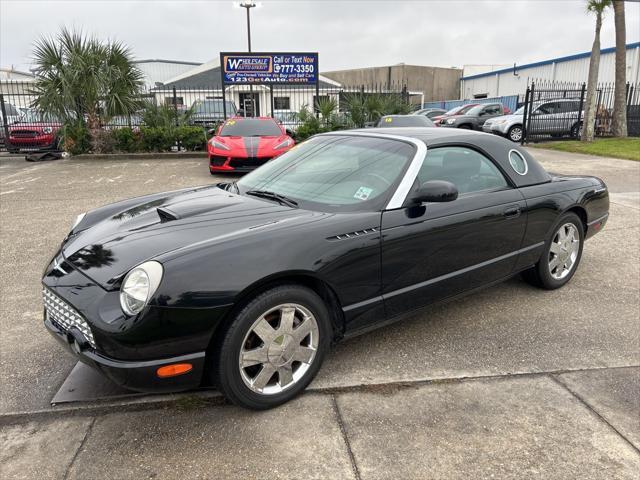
left=133, top=59, right=203, bottom=66
left=0, top=67, right=35, bottom=77
left=323, top=63, right=461, bottom=74
left=461, top=42, right=640, bottom=81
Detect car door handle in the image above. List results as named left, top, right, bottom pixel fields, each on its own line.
left=503, top=206, right=521, bottom=219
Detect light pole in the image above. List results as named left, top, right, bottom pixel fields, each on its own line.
left=238, top=1, right=257, bottom=116
left=238, top=1, right=256, bottom=52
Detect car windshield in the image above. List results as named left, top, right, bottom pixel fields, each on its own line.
left=219, top=118, right=283, bottom=137
left=19, top=111, right=60, bottom=123
left=236, top=135, right=416, bottom=212
left=444, top=104, right=476, bottom=116
left=514, top=106, right=525, bottom=115
left=377, top=116, right=434, bottom=127
left=193, top=100, right=237, bottom=115
left=465, top=105, right=487, bottom=116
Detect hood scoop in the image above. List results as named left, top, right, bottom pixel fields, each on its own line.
left=157, top=207, right=180, bottom=223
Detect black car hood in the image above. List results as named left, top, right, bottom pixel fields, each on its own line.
left=62, top=186, right=324, bottom=289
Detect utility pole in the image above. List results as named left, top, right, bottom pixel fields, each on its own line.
left=239, top=1, right=257, bottom=116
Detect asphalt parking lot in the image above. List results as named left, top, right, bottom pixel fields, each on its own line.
left=1, top=148, right=639, bottom=479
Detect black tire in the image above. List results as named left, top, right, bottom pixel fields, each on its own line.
left=458, top=124, right=472, bottom=130
left=522, top=212, right=584, bottom=290
left=507, top=125, right=523, bottom=143
left=213, top=285, right=331, bottom=409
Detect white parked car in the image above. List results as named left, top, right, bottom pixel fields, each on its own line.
left=483, top=99, right=584, bottom=142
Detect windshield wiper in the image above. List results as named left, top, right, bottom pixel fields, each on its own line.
left=245, top=190, right=298, bottom=208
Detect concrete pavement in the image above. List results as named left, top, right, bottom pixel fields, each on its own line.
left=0, top=148, right=638, bottom=478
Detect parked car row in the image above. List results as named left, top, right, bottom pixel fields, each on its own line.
left=412, top=99, right=585, bottom=143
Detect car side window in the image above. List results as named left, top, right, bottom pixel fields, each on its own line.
left=417, top=146, right=509, bottom=195
left=536, top=103, right=555, bottom=115
left=483, top=105, right=500, bottom=116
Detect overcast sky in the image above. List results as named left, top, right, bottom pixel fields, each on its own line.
left=1, top=0, right=639, bottom=73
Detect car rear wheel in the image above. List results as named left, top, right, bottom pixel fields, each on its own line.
left=214, top=285, right=331, bottom=409
left=507, top=125, right=523, bottom=142
left=522, top=212, right=584, bottom=290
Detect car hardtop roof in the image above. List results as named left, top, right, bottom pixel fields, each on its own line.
left=347, top=126, right=487, bottom=143
left=336, top=127, right=551, bottom=187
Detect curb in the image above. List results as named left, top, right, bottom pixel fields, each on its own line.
left=1, top=364, right=637, bottom=426
left=72, top=152, right=208, bottom=161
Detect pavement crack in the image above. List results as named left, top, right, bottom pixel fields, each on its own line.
left=331, top=394, right=362, bottom=480
left=63, top=416, right=96, bottom=480
left=549, top=374, right=640, bottom=455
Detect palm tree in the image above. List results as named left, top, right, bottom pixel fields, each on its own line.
left=31, top=28, right=143, bottom=133
left=611, top=0, right=627, bottom=137
left=582, top=0, right=611, bottom=142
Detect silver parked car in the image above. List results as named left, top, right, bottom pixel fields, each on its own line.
left=483, top=99, right=584, bottom=142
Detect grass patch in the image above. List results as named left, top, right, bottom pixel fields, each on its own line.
left=530, top=138, right=640, bottom=161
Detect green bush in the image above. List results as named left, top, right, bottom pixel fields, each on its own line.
left=175, top=126, right=207, bottom=151
left=62, top=120, right=91, bottom=155
left=140, top=126, right=174, bottom=152
left=111, top=127, right=142, bottom=152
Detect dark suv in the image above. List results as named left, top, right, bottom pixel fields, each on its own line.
left=440, top=103, right=505, bottom=130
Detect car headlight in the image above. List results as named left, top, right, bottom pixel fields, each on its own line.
left=495, top=120, right=506, bottom=125
left=445, top=118, right=456, bottom=125
left=210, top=139, right=230, bottom=151
left=274, top=138, right=293, bottom=150
left=120, top=261, right=164, bottom=316
left=71, top=212, right=86, bottom=231
left=42, top=127, right=53, bottom=134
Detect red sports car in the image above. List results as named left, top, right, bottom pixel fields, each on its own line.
left=208, top=117, right=295, bottom=173
left=7, top=111, right=63, bottom=153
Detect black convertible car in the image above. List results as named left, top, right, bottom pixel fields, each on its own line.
left=43, top=128, right=609, bottom=409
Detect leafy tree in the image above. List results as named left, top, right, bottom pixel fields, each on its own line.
left=31, top=28, right=144, bottom=133
left=582, top=0, right=611, bottom=142
left=611, top=0, right=627, bottom=137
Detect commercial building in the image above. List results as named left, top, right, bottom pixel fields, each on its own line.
left=460, top=42, right=640, bottom=99
left=133, top=59, right=203, bottom=87
left=322, top=63, right=462, bottom=104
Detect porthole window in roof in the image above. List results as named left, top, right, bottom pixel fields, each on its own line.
left=509, top=150, right=528, bottom=176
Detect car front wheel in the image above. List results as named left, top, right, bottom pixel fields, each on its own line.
left=507, top=125, right=523, bottom=142
left=214, top=285, right=331, bottom=409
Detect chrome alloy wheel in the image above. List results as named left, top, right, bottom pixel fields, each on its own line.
left=239, top=303, right=319, bottom=395
left=548, top=223, right=580, bottom=280
left=509, top=126, right=523, bottom=142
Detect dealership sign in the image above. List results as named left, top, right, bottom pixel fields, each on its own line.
left=220, top=52, right=319, bottom=85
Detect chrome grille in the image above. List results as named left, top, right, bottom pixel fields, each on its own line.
left=42, top=287, right=96, bottom=348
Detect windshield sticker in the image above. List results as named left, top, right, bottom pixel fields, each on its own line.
left=384, top=117, right=393, bottom=123
left=354, top=186, right=373, bottom=201
left=226, top=120, right=236, bottom=126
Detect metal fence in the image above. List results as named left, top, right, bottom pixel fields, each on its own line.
left=0, top=80, right=411, bottom=153
left=522, top=79, right=640, bottom=143
left=421, top=95, right=520, bottom=114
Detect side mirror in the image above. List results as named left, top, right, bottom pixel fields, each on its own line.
left=285, top=129, right=293, bottom=137
left=410, top=180, right=458, bottom=204
left=207, top=128, right=216, bottom=135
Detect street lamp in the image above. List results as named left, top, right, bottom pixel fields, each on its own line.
left=235, top=1, right=260, bottom=117
left=237, top=1, right=257, bottom=52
